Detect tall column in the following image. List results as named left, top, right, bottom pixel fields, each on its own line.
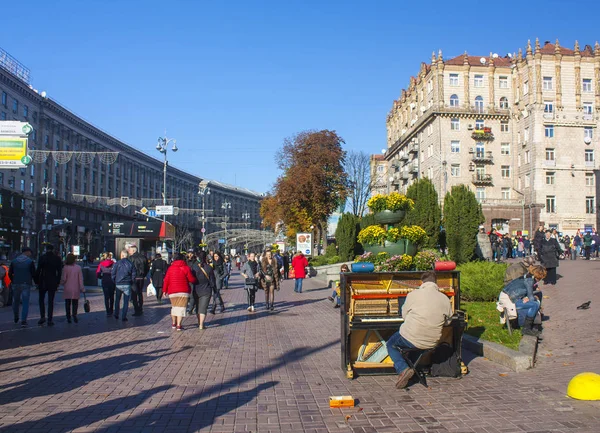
left=555, top=40, right=563, bottom=110
left=526, top=41, right=534, bottom=106
left=574, top=41, right=581, bottom=109
left=534, top=38, right=542, bottom=106
left=437, top=50, right=444, bottom=109
left=488, top=53, right=495, bottom=110
left=594, top=42, right=600, bottom=110
left=463, top=52, right=470, bottom=108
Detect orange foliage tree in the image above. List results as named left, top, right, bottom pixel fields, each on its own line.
left=260, top=130, right=349, bottom=246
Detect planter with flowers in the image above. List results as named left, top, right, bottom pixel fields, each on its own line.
left=367, top=192, right=414, bottom=225
left=357, top=224, right=427, bottom=257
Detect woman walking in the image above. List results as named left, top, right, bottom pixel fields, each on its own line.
left=241, top=252, right=260, bottom=312
left=260, top=250, right=280, bottom=311
left=223, top=255, right=232, bottom=289
left=163, top=253, right=197, bottom=331
left=540, top=230, right=561, bottom=285
left=210, top=252, right=226, bottom=314
left=150, top=253, right=168, bottom=304
left=96, top=252, right=115, bottom=316
left=191, top=251, right=215, bottom=330
left=60, top=253, right=85, bottom=323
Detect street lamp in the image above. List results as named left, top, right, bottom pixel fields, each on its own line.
left=41, top=183, right=54, bottom=246
left=198, top=180, right=211, bottom=246
left=221, top=201, right=231, bottom=252
left=156, top=135, right=177, bottom=253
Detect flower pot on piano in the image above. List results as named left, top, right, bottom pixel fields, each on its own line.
left=373, top=210, right=405, bottom=225
left=361, top=239, right=417, bottom=256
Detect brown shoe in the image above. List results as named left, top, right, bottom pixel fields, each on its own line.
left=395, top=368, right=415, bottom=389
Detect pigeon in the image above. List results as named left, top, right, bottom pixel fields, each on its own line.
left=576, top=301, right=591, bottom=310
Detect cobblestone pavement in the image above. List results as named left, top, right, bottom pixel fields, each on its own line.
left=0, top=262, right=598, bottom=433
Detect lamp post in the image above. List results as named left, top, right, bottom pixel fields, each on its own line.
left=156, top=135, right=177, bottom=252
left=221, top=201, right=231, bottom=253
left=198, top=180, right=211, bottom=246
left=41, top=183, right=54, bottom=247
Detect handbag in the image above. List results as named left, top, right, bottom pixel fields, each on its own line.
left=83, top=293, right=91, bottom=313
left=245, top=277, right=257, bottom=286
left=146, top=282, right=157, bottom=297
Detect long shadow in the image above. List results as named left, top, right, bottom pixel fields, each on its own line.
left=0, top=350, right=62, bottom=365
left=1, top=336, right=168, bottom=373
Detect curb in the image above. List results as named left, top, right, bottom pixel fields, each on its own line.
left=463, top=334, right=536, bottom=373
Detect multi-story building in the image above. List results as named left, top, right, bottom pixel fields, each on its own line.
left=0, top=49, right=262, bottom=255
left=369, top=154, right=389, bottom=196
left=385, top=39, right=600, bottom=235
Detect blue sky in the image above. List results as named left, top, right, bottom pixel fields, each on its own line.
left=2, top=0, right=597, bottom=193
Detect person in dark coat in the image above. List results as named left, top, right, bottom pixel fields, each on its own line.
left=128, top=245, right=149, bottom=316
left=210, top=252, right=226, bottom=314
left=533, top=224, right=545, bottom=260
left=191, top=251, right=216, bottom=330
left=539, top=230, right=561, bottom=285
left=35, top=244, right=63, bottom=326
left=96, top=252, right=116, bottom=316
left=150, top=253, right=168, bottom=304
left=282, top=252, right=290, bottom=279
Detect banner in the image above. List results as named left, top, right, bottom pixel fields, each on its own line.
left=296, top=233, right=312, bottom=256
left=0, top=136, right=28, bottom=168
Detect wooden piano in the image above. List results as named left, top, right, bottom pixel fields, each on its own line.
left=340, top=271, right=466, bottom=379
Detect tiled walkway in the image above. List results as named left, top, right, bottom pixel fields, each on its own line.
left=0, top=261, right=598, bottom=433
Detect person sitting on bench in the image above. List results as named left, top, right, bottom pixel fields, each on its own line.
left=386, top=271, right=452, bottom=389
left=502, top=264, right=546, bottom=337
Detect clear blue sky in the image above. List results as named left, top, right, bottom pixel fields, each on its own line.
left=2, top=0, right=597, bottom=193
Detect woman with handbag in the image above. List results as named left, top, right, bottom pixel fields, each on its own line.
left=260, top=250, right=280, bottom=311
left=210, top=252, right=226, bottom=314
left=191, top=251, right=215, bottom=330
left=96, top=252, right=115, bottom=316
left=539, top=230, right=561, bottom=285
left=60, top=253, right=85, bottom=323
left=241, top=253, right=260, bottom=312
left=163, top=253, right=197, bottom=331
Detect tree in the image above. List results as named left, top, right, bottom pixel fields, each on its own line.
left=443, top=185, right=484, bottom=264
left=173, top=223, right=194, bottom=254
left=405, top=178, right=442, bottom=249
left=345, top=151, right=373, bottom=217
left=335, top=213, right=361, bottom=261
left=261, top=130, right=349, bottom=245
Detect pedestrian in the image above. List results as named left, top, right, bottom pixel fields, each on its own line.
left=128, top=245, right=149, bottom=316
left=235, top=255, right=241, bottom=271
left=533, top=224, right=545, bottom=259
left=260, top=250, right=280, bottom=311
left=241, top=252, right=260, bottom=312
left=111, top=249, right=137, bottom=322
left=35, top=244, right=63, bottom=326
left=274, top=250, right=284, bottom=279
left=476, top=225, right=492, bottom=261
left=282, top=252, right=290, bottom=279
left=502, top=265, right=546, bottom=336
left=539, top=230, right=561, bottom=285
left=150, top=253, right=168, bottom=304
left=523, top=236, right=531, bottom=257
left=163, top=253, right=197, bottom=331
left=60, top=253, right=85, bottom=323
left=191, top=251, right=214, bottom=330
left=223, top=255, right=232, bottom=289
left=96, top=252, right=116, bottom=316
left=186, top=250, right=198, bottom=314
left=291, top=251, right=309, bottom=293
left=8, top=247, right=36, bottom=327
left=583, top=231, right=593, bottom=260
left=210, top=252, right=226, bottom=314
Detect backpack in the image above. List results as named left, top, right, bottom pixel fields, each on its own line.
left=430, top=343, right=461, bottom=377
left=0, top=265, right=10, bottom=288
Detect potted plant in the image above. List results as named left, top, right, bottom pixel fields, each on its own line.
left=368, top=192, right=414, bottom=224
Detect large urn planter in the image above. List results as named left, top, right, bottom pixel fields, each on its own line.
left=362, top=239, right=417, bottom=256
left=374, top=210, right=405, bottom=224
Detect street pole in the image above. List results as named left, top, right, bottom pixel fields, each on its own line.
left=156, top=136, right=178, bottom=255
left=198, top=181, right=211, bottom=248
left=41, top=183, right=54, bottom=248
left=221, top=201, right=231, bottom=254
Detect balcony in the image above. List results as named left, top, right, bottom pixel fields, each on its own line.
left=408, top=143, right=419, bottom=153
left=471, top=127, right=494, bottom=141
left=401, top=171, right=410, bottom=180
left=472, top=151, right=494, bottom=164
left=399, top=152, right=408, bottom=161
left=472, top=174, right=493, bottom=185
left=409, top=163, right=418, bottom=173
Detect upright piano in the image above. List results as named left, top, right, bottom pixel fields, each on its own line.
left=340, top=271, right=465, bottom=379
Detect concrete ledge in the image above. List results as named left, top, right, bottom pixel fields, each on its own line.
left=311, top=262, right=353, bottom=287
left=463, top=334, right=534, bottom=373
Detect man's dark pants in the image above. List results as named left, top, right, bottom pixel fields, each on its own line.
left=39, top=288, right=56, bottom=321
left=132, top=278, right=145, bottom=314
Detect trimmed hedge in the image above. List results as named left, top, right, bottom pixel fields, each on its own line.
left=457, top=261, right=507, bottom=302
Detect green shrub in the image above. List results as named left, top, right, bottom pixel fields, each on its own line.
left=325, top=243, right=337, bottom=257
left=327, top=255, right=341, bottom=265
left=309, top=256, right=329, bottom=267
left=457, top=261, right=507, bottom=302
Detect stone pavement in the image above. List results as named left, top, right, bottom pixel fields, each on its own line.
left=0, top=263, right=599, bottom=433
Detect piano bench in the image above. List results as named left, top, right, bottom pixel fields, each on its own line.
left=400, top=347, right=436, bottom=388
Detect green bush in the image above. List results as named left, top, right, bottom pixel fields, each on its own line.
left=325, top=243, right=337, bottom=257
left=327, top=255, right=342, bottom=265
left=457, top=261, right=507, bottom=302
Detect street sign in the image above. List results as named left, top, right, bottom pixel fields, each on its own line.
left=147, top=210, right=157, bottom=217
left=54, top=219, right=64, bottom=225
left=0, top=136, right=28, bottom=168
left=218, top=238, right=226, bottom=244
left=156, top=205, right=174, bottom=216
left=201, top=227, right=206, bottom=233
left=0, top=121, right=33, bottom=136
left=72, top=245, right=80, bottom=256
left=140, top=207, right=148, bottom=215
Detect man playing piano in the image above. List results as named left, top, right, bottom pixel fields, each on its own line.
left=386, top=271, right=452, bottom=389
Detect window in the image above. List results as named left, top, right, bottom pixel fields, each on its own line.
left=23, top=105, right=28, bottom=118
left=501, top=165, right=511, bottom=179
left=583, top=78, right=592, bottom=93
left=451, top=140, right=460, bottom=153
left=450, top=164, right=460, bottom=177
left=518, top=177, right=522, bottom=189
left=525, top=150, right=531, bottom=163
left=501, top=188, right=511, bottom=199
left=499, top=97, right=508, bottom=109
left=586, top=197, right=595, bottom=214
left=546, top=148, right=555, bottom=161
left=523, top=81, right=529, bottom=95
left=30, top=182, right=35, bottom=194
left=545, top=125, right=554, bottom=138
left=1, top=91, right=6, bottom=107
left=30, top=165, right=35, bottom=177
left=449, top=73, right=459, bottom=86
left=475, top=119, right=484, bottom=129
left=475, top=96, right=484, bottom=113
left=427, top=79, right=433, bottom=92
left=584, top=127, right=593, bottom=140
left=518, top=154, right=521, bottom=167
left=12, top=98, right=18, bottom=113
left=543, top=76, right=553, bottom=91
left=585, top=149, right=594, bottom=162
left=476, top=187, right=486, bottom=202
left=20, top=179, right=25, bottom=191
left=475, top=142, right=485, bottom=157
left=377, top=165, right=384, bottom=173
left=44, top=135, right=49, bottom=146
left=546, top=196, right=556, bottom=213
left=546, top=171, right=555, bottom=185
left=583, top=102, right=594, bottom=115
left=544, top=101, right=554, bottom=113
left=501, top=143, right=510, bottom=155
left=586, top=173, right=595, bottom=186
left=499, top=76, right=508, bottom=89
left=450, top=94, right=459, bottom=107
left=8, top=176, right=15, bottom=188
left=427, top=124, right=433, bottom=136
left=501, top=121, right=509, bottom=132
left=0, top=173, right=3, bottom=185
left=0, top=112, right=5, bottom=120
left=524, top=127, right=530, bottom=143
left=450, top=118, right=460, bottom=130
left=474, top=74, right=484, bottom=88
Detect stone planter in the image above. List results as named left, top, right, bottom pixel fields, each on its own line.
left=362, top=239, right=417, bottom=256
left=373, top=210, right=405, bottom=224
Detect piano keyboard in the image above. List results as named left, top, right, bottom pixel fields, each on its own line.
left=359, top=317, right=404, bottom=322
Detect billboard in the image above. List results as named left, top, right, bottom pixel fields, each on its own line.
left=296, top=233, right=312, bottom=256
left=0, top=136, right=28, bottom=168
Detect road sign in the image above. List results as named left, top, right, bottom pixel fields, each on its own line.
left=140, top=207, right=148, bottom=215
left=218, top=238, right=226, bottom=244
left=54, top=219, right=64, bottom=225
left=0, top=136, right=28, bottom=168
left=156, top=205, right=174, bottom=216
left=147, top=210, right=157, bottom=217
left=201, top=228, right=206, bottom=233
left=0, top=121, right=33, bottom=136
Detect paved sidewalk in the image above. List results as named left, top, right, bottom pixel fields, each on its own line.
left=0, top=266, right=598, bottom=433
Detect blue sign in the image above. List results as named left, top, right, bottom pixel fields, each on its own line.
left=305, top=249, right=310, bottom=255
left=218, top=238, right=226, bottom=244
left=147, top=210, right=157, bottom=217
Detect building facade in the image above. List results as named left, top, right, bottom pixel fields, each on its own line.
left=385, top=39, right=600, bottom=235
left=369, top=154, right=389, bottom=197
left=0, top=55, right=262, bottom=256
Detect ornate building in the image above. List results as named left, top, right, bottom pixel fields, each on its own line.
left=0, top=53, right=262, bottom=255
left=385, top=39, right=600, bottom=234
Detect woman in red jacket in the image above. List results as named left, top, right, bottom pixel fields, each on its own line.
left=163, top=253, right=197, bottom=331
left=291, top=252, right=309, bottom=293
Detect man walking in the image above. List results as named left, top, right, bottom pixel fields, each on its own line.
left=291, top=252, right=309, bottom=293
left=282, top=252, right=290, bottom=280
left=35, top=244, right=63, bottom=326
left=111, top=250, right=137, bottom=321
left=8, top=247, right=36, bottom=327
left=128, top=245, right=149, bottom=316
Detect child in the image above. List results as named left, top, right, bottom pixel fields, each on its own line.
left=328, top=264, right=349, bottom=308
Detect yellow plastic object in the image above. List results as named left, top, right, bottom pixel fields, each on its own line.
left=329, top=396, right=355, bottom=408
left=566, top=372, right=600, bottom=401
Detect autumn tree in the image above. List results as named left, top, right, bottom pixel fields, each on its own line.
left=344, top=151, right=373, bottom=216
left=260, top=130, right=349, bottom=246
left=443, top=185, right=484, bottom=264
